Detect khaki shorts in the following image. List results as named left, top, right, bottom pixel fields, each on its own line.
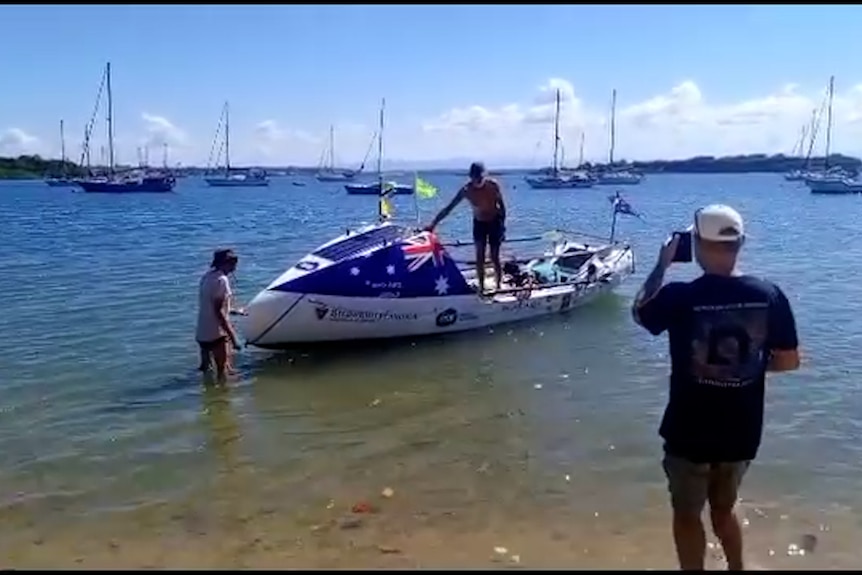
left=662, top=454, right=750, bottom=515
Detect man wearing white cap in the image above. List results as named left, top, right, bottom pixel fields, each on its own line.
left=632, top=204, right=800, bottom=571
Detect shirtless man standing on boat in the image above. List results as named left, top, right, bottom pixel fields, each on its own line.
left=425, top=162, right=507, bottom=293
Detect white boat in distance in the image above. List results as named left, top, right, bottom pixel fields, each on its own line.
left=205, top=101, right=269, bottom=187
left=524, top=88, right=594, bottom=189
left=805, top=76, right=862, bottom=194
left=594, top=170, right=643, bottom=186
left=206, top=171, right=269, bottom=187
left=315, top=125, right=360, bottom=182
left=240, top=202, right=637, bottom=348
left=592, top=89, right=643, bottom=186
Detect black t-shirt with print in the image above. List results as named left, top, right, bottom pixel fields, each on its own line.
left=637, top=274, right=798, bottom=463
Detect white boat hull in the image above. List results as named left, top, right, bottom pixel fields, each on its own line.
left=594, top=171, right=644, bottom=185
left=241, top=245, right=634, bottom=347
left=205, top=176, right=269, bottom=187
left=806, top=177, right=862, bottom=194
left=316, top=172, right=355, bottom=182
left=524, top=175, right=594, bottom=189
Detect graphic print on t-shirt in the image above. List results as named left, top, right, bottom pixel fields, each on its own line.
left=689, top=302, right=768, bottom=388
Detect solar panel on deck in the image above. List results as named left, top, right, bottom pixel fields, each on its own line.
left=313, top=225, right=405, bottom=262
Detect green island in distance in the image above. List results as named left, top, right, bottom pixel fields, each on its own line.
left=1, top=153, right=860, bottom=180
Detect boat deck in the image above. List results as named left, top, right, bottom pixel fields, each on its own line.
left=461, top=264, right=580, bottom=302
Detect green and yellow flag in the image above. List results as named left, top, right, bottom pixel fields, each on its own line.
left=414, top=174, right=438, bottom=199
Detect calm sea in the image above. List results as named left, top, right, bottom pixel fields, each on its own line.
left=1, top=173, right=860, bottom=568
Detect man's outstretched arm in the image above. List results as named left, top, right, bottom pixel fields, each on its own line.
left=426, top=187, right=466, bottom=231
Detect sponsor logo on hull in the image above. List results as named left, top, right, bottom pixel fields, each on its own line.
left=435, top=308, right=458, bottom=327
left=310, top=300, right=418, bottom=323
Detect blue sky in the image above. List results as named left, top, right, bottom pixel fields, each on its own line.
left=3, top=5, right=862, bottom=167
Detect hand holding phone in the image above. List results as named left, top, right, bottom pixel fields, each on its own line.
left=670, top=230, right=693, bottom=263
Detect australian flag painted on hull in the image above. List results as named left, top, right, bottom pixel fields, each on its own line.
left=271, top=225, right=474, bottom=299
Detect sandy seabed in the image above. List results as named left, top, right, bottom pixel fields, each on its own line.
left=1, top=484, right=842, bottom=570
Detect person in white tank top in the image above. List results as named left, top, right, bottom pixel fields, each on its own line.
left=196, top=248, right=242, bottom=382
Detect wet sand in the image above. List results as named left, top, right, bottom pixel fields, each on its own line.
left=0, top=503, right=836, bottom=569
left=1, top=452, right=848, bottom=570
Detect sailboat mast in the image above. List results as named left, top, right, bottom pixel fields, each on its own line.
left=163, top=143, right=168, bottom=169
left=608, top=89, right=617, bottom=165
left=578, top=131, right=585, bottom=167
left=552, top=89, right=560, bottom=176
left=59, top=119, right=66, bottom=176
left=376, top=100, right=384, bottom=176
left=329, top=125, right=335, bottom=171
left=804, top=107, right=818, bottom=169
left=798, top=124, right=807, bottom=156
left=59, top=120, right=66, bottom=164
left=106, top=62, right=115, bottom=174
left=224, top=102, right=231, bottom=174
left=376, top=98, right=386, bottom=221
left=824, top=76, right=834, bottom=170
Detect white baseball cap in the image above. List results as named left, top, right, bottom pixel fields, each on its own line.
left=694, top=204, right=744, bottom=242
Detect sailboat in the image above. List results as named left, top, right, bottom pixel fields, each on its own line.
left=805, top=76, right=862, bottom=194
left=76, top=63, right=176, bottom=194
left=525, top=89, right=593, bottom=189
left=204, top=102, right=269, bottom=187
left=45, top=119, right=75, bottom=187
left=594, top=89, right=643, bottom=186
left=315, top=125, right=358, bottom=182
left=344, top=101, right=413, bottom=196
left=784, top=110, right=817, bottom=181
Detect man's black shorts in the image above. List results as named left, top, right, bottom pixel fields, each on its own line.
left=472, top=217, right=505, bottom=248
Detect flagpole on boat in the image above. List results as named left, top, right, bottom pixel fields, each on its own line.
left=609, top=190, right=620, bottom=243
left=412, top=171, right=421, bottom=226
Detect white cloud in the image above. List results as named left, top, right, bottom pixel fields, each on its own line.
left=423, top=78, right=588, bottom=133
left=8, top=79, right=862, bottom=166
left=0, top=128, right=41, bottom=156
left=140, top=113, right=187, bottom=149
left=229, top=120, right=372, bottom=167
left=251, top=119, right=319, bottom=163
left=421, top=77, right=862, bottom=164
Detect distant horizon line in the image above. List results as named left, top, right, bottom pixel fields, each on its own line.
left=3, top=151, right=860, bottom=171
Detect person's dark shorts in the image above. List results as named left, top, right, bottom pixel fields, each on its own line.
left=197, top=335, right=228, bottom=352
left=662, top=453, right=750, bottom=515
left=473, top=217, right=505, bottom=247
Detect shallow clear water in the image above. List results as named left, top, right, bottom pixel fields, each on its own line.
left=1, top=173, right=860, bottom=568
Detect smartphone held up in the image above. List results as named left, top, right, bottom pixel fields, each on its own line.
left=668, top=226, right=694, bottom=263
